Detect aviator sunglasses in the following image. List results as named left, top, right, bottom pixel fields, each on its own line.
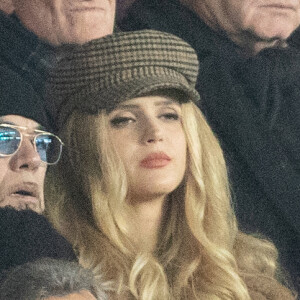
left=0, top=123, right=63, bottom=165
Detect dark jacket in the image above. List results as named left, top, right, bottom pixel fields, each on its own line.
left=120, top=0, right=300, bottom=290
left=0, top=10, right=56, bottom=94
left=0, top=207, right=76, bottom=274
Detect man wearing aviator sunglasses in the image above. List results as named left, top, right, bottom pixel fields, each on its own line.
left=0, top=66, right=62, bottom=214
left=0, top=67, right=76, bottom=275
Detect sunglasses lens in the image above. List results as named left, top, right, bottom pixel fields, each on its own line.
left=0, top=126, right=21, bottom=155
left=35, top=134, right=62, bottom=164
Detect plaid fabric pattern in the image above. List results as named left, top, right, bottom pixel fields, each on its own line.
left=46, top=30, right=200, bottom=129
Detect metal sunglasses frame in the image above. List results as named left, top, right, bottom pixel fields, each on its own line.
left=0, top=123, right=64, bottom=165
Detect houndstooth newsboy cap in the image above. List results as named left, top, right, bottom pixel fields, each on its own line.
left=46, top=30, right=200, bottom=130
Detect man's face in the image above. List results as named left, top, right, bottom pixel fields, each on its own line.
left=12, top=0, right=116, bottom=45
left=0, top=0, right=14, bottom=14
left=193, top=0, right=300, bottom=51
left=45, top=290, right=97, bottom=300
left=0, top=115, right=47, bottom=213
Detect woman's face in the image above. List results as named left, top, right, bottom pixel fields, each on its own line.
left=108, top=96, right=187, bottom=201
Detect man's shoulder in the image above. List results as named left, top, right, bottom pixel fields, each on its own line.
left=0, top=207, right=76, bottom=273
left=0, top=207, right=55, bottom=238
left=0, top=12, right=55, bottom=94
left=119, top=0, right=218, bottom=56
left=120, top=0, right=189, bottom=32
left=288, top=27, right=300, bottom=50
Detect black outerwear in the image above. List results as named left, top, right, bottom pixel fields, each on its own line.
left=0, top=10, right=56, bottom=95
left=0, top=66, right=51, bottom=130
left=120, top=0, right=300, bottom=289
left=0, top=207, right=76, bottom=275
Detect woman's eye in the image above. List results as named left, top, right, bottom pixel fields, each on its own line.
left=110, top=117, right=135, bottom=127
left=161, top=113, right=179, bottom=121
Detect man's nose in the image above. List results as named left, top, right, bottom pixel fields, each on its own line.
left=141, top=118, right=164, bottom=144
left=9, top=137, right=42, bottom=171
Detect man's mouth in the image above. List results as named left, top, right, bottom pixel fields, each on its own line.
left=9, top=186, right=41, bottom=212
left=261, top=3, right=296, bottom=10
left=14, top=190, right=34, bottom=197
left=9, top=183, right=40, bottom=202
left=69, top=6, right=105, bottom=13
left=0, top=182, right=42, bottom=212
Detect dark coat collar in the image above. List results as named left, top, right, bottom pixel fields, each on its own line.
left=122, top=0, right=242, bottom=60
left=0, top=11, right=57, bottom=92
left=0, top=11, right=55, bottom=67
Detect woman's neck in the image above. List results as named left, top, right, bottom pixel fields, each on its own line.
left=127, top=195, right=166, bottom=252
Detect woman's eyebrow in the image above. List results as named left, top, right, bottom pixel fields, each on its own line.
left=154, top=100, right=175, bottom=106
left=116, top=100, right=177, bottom=110
left=116, top=104, right=140, bottom=110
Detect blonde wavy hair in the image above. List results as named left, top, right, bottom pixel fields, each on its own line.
left=46, top=100, right=279, bottom=299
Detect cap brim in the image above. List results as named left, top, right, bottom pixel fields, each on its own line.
left=57, top=74, right=200, bottom=128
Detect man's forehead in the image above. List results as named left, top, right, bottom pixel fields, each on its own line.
left=45, top=290, right=97, bottom=300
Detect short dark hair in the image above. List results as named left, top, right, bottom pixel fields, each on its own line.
left=0, top=258, right=110, bottom=300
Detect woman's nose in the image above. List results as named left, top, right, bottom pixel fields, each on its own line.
left=141, top=118, right=164, bottom=144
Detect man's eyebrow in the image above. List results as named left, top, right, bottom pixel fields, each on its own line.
left=0, top=120, right=16, bottom=126
left=36, top=124, right=46, bottom=131
left=0, top=120, right=45, bottom=131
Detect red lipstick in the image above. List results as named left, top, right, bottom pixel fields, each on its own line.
left=140, top=152, right=171, bottom=169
